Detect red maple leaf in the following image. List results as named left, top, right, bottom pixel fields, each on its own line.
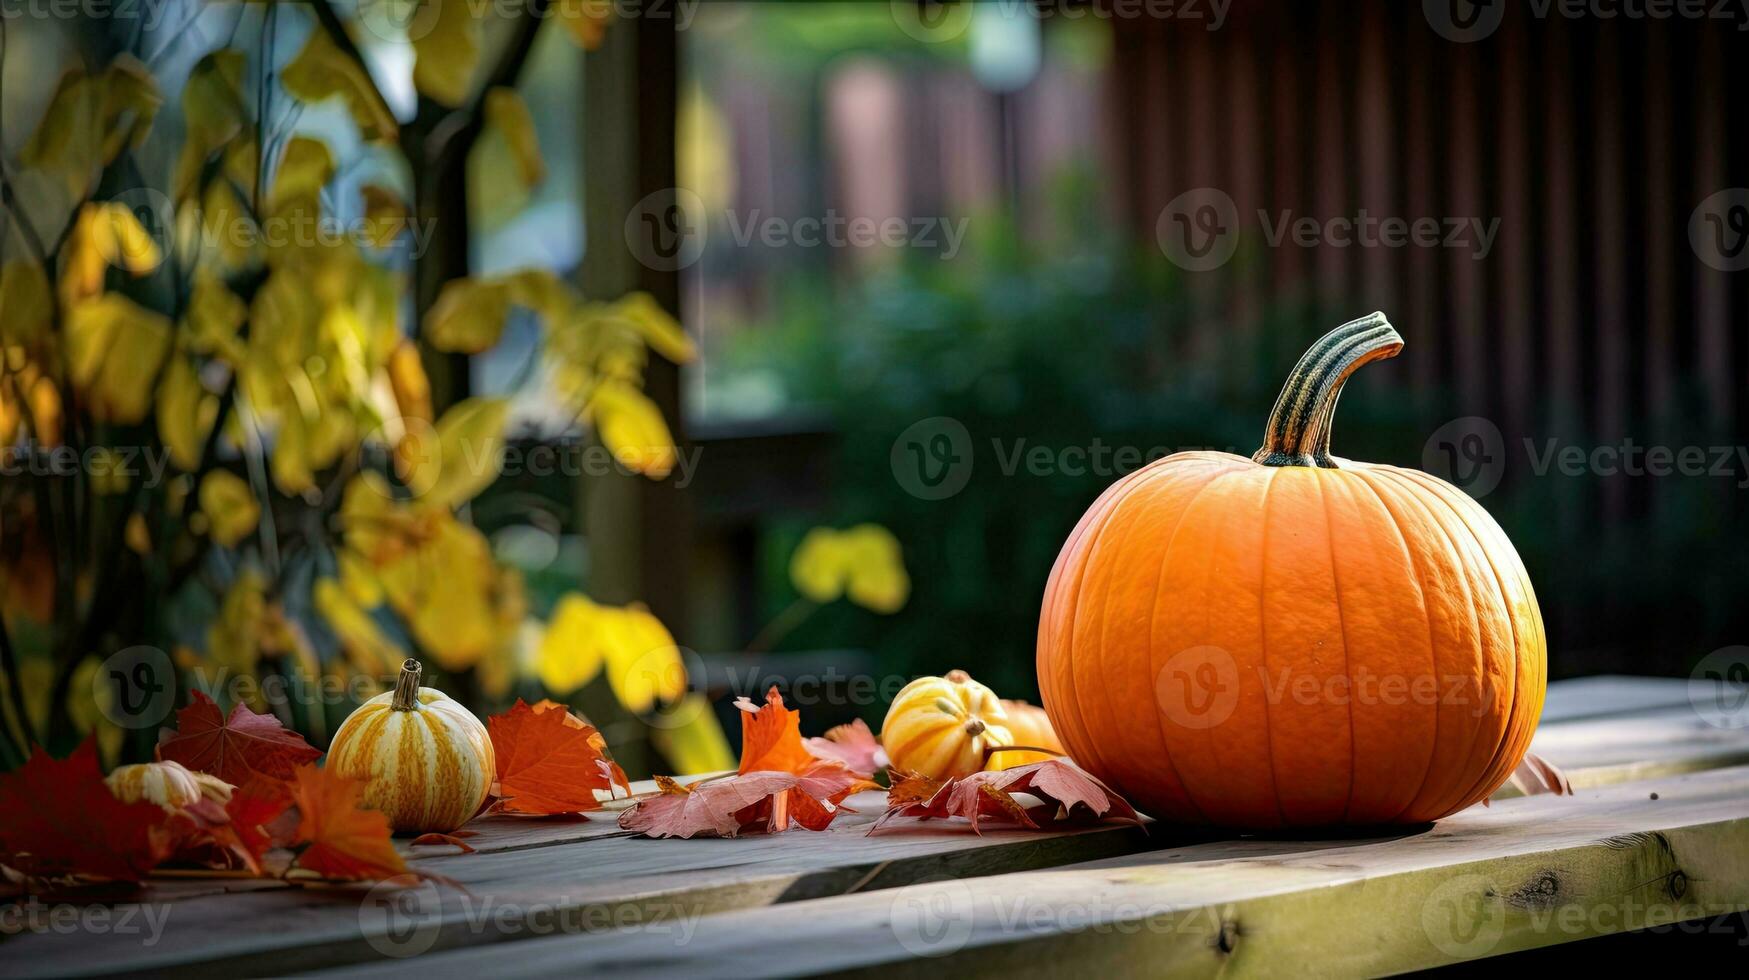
left=157, top=692, right=321, bottom=794
left=870, top=759, right=1142, bottom=834
left=284, top=765, right=411, bottom=882
left=487, top=699, right=628, bottom=814
left=0, top=739, right=175, bottom=882
left=620, top=688, right=874, bottom=838
left=804, top=718, right=885, bottom=778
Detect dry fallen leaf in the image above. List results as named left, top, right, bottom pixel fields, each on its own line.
left=284, top=765, right=411, bottom=882
left=804, top=718, right=885, bottom=779
left=488, top=698, right=628, bottom=814
left=0, top=739, right=175, bottom=882
left=157, top=691, right=321, bottom=794
left=733, top=687, right=818, bottom=775
left=871, top=759, right=1141, bottom=835
left=1508, top=751, right=1574, bottom=797
left=620, top=688, right=874, bottom=838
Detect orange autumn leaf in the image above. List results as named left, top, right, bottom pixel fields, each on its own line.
left=0, top=739, right=175, bottom=882
left=157, top=691, right=321, bottom=795
left=487, top=698, right=628, bottom=814
left=620, top=689, right=876, bottom=838
left=734, top=686, right=819, bottom=775
left=285, top=765, right=409, bottom=881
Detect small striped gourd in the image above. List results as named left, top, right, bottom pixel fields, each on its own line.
left=328, top=659, right=495, bottom=833
left=881, top=670, right=1013, bottom=780
left=106, top=759, right=233, bottom=810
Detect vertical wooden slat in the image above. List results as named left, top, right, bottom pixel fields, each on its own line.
left=1541, top=22, right=1581, bottom=437
left=1224, top=29, right=1264, bottom=343
left=1447, top=42, right=1486, bottom=411
left=1641, top=24, right=1674, bottom=425
left=1692, top=27, right=1731, bottom=427
left=1401, top=17, right=1438, bottom=401
left=1353, top=5, right=1395, bottom=322
left=1310, top=1, right=1349, bottom=309
left=1495, top=12, right=1534, bottom=444
left=1592, top=27, right=1628, bottom=522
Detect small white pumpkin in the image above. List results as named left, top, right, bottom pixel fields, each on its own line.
left=327, top=659, right=495, bottom=833
left=106, top=759, right=233, bottom=810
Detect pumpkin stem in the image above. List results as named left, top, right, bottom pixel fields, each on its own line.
left=1254, top=312, right=1403, bottom=469
left=963, top=717, right=987, bottom=737
left=391, top=659, right=423, bottom=711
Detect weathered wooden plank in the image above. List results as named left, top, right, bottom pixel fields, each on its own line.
left=6, top=678, right=1739, bottom=977
left=323, top=765, right=1749, bottom=979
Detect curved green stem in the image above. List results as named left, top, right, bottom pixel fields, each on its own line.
left=1253, top=312, right=1403, bottom=469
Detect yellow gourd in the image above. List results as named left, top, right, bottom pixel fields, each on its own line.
left=881, top=670, right=1013, bottom=780
left=327, top=659, right=495, bottom=833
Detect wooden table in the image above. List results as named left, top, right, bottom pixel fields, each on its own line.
left=11, top=675, right=1749, bottom=977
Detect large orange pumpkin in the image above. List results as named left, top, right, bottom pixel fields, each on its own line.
left=1036, top=313, right=1545, bottom=828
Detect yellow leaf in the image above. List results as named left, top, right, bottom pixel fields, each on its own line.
left=840, top=524, right=910, bottom=613
left=505, top=268, right=576, bottom=324
left=605, top=292, right=696, bottom=363
left=268, top=136, right=334, bottom=213
left=412, top=397, right=509, bottom=509
left=20, top=59, right=159, bottom=200
left=157, top=357, right=218, bottom=471
left=603, top=604, right=686, bottom=714
left=589, top=382, right=676, bottom=479
left=412, top=0, right=481, bottom=107
left=208, top=569, right=267, bottom=697
left=386, top=338, right=433, bottom=425
left=60, top=203, right=163, bottom=308
left=787, top=524, right=909, bottom=613
left=99, top=56, right=161, bottom=163
left=282, top=29, right=397, bottom=141
left=200, top=470, right=261, bottom=548
left=359, top=184, right=408, bottom=248
left=537, top=593, right=607, bottom=696
left=789, top=527, right=849, bottom=603
left=88, top=448, right=132, bottom=496
left=21, top=70, right=102, bottom=198
left=423, top=275, right=512, bottom=353
left=174, top=50, right=247, bottom=200
left=483, top=87, right=544, bottom=187
left=65, top=294, right=172, bottom=424
left=649, top=696, right=737, bottom=776
left=184, top=274, right=246, bottom=360
left=0, top=261, right=52, bottom=355
left=313, top=577, right=406, bottom=679
left=125, top=513, right=151, bottom=556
